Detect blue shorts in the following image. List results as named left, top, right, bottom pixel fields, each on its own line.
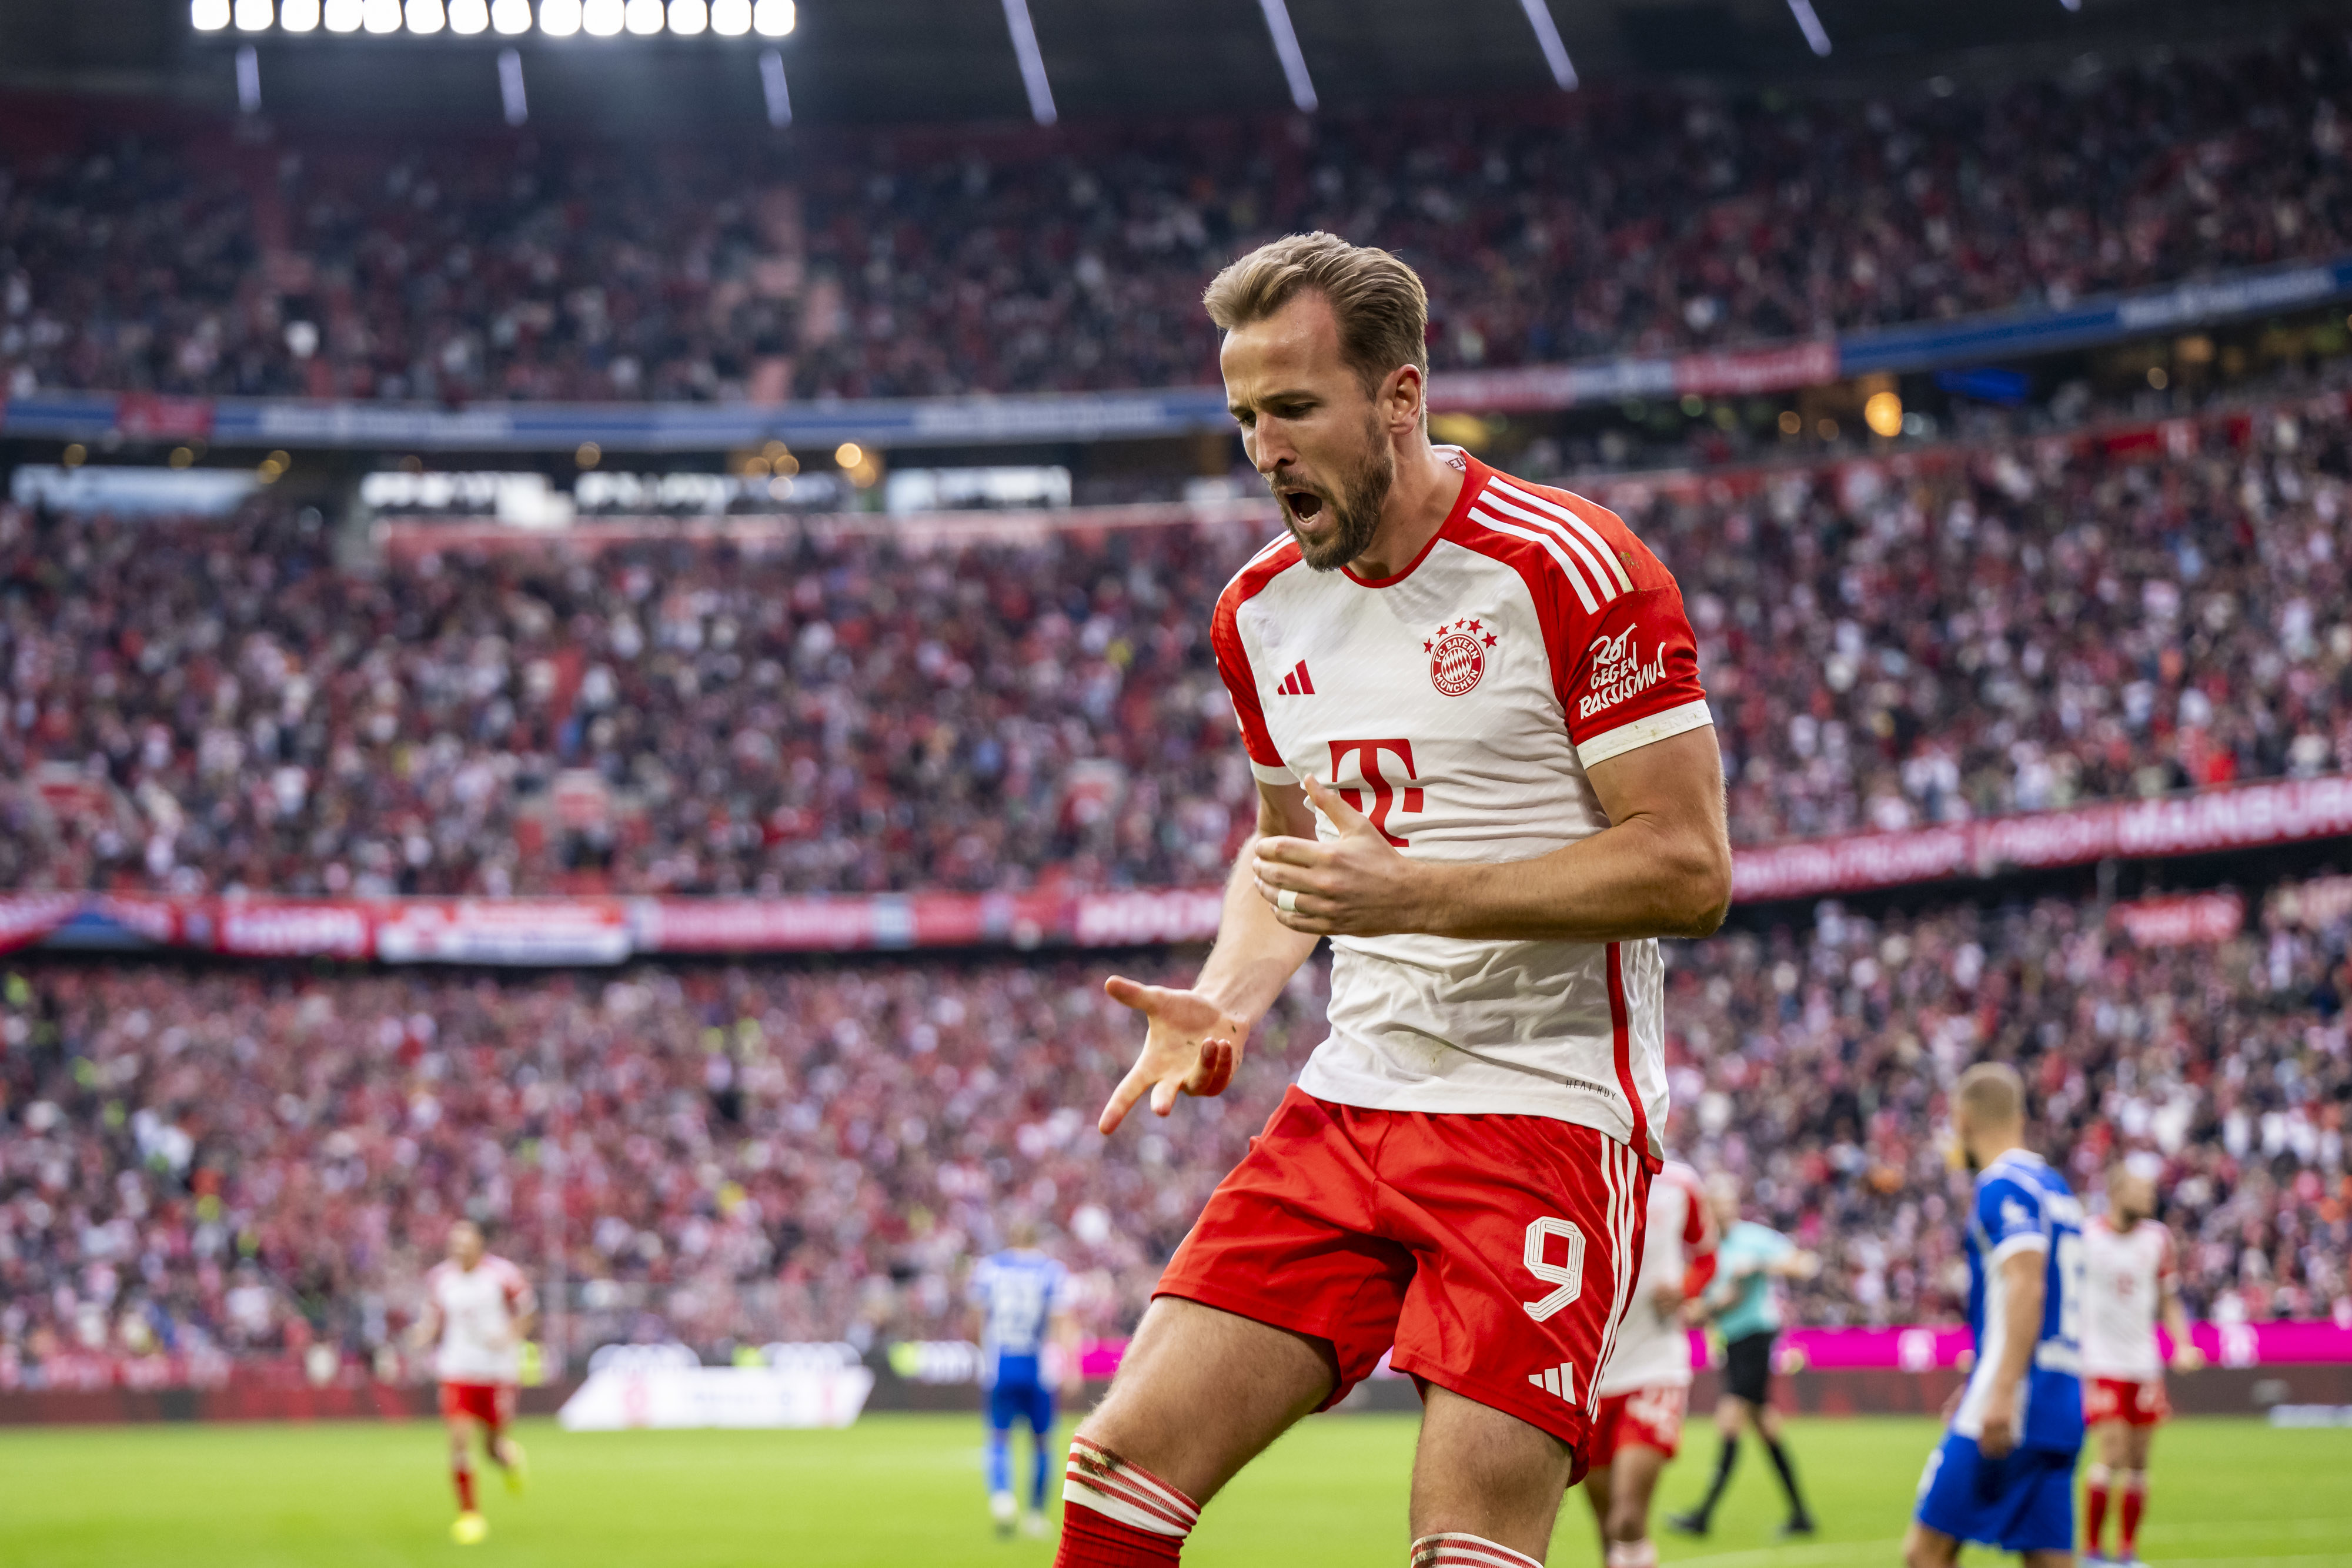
left=985, top=1375, right=1054, bottom=1436
left=1914, top=1431, right=2076, bottom=1553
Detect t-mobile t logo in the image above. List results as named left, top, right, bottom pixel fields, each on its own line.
left=1328, top=738, right=1424, bottom=847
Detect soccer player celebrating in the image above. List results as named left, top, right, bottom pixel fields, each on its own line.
left=2080, top=1166, right=2202, bottom=1566
left=1669, top=1172, right=1819, bottom=1539
left=1905, top=1063, right=2086, bottom=1568
left=971, top=1219, right=1078, bottom=1539
left=413, top=1219, right=536, bottom=1546
left=1068, top=232, right=1732, bottom=1568
left=1582, top=1159, right=1716, bottom=1568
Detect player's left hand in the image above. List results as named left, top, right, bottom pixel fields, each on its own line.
left=2171, top=1342, right=2206, bottom=1373
left=1977, top=1388, right=2017, bottom=1459
left=1252, top=777, right=1434, bottom=936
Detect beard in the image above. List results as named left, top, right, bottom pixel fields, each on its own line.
left=1278, top=419, right=1395, bottom=572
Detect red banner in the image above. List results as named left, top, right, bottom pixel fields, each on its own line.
left=113, top=393, right=216, bottom=441
left=1672, top=339, right=1841, bottom=398
left=3, top=773, right=2347, bottom=962
left=2109, top=891, right=2246, bottom=948
left=1732, top=774, right=2352, bottom=904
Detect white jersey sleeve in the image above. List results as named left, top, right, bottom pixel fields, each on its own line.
left=431, top=1255, right=535, bottom=1384
left=2080, top=1217, right=2174, bottom=1380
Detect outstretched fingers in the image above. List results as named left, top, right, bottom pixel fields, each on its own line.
left=1100, top=1062, right=1152, bottom=1136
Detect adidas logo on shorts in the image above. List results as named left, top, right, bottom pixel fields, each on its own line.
left=1527, top=1360, right=1578, bottom=1400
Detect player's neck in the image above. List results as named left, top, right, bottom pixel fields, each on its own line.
left=1345, top=438, right=1466, bottom=581
left=1971, top=1134, right=2027, bottom=1169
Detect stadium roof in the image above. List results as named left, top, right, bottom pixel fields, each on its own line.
left=0, top=0, right=2331, bottom=133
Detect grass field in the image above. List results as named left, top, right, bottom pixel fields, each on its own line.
left=3, top=1415, right=2347, bottom=1567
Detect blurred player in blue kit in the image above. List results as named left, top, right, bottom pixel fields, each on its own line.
left=972, top=1219, right=1079, bottom=1539
left=1906, top=1062, right=2086, bottom=1567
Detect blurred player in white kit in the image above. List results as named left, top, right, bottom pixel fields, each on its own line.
left=2079, top=1167, right=2201, bottom=1566
left=413, top=1218, right=537, bottom=1544
left=1581, top=1159, right=1716, bottom=1568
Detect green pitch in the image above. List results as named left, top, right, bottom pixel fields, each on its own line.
left=2, top=1415, right=2347, bottom=1567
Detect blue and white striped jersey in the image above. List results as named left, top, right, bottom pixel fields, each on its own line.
left=1953, top=1148, right=2086, bottom=1454
left=970, top=1248, right=1069, bottom=1365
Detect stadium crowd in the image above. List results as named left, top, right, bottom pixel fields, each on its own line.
left=2, top=31, right=2350, bottom=403
left=1, top=873, right=2346, bottom=1385
left=7, top=395, right=2352, bottom=895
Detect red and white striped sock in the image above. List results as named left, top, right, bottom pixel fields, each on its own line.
left=1054, top=1436, right=1198, bottom=1567
left=1409, top=1533, right=1544, bottom=1568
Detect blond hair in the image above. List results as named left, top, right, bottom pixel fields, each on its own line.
left=1202, top=232, right=1429, bottom=397
left=1955, top=1061, right=2025, bottom=1129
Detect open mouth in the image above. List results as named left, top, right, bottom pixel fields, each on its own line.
left=1279, top=486, right=1325, bottom=524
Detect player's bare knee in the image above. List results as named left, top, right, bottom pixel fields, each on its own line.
left=1902, top=1524, right=1958, bottom=1568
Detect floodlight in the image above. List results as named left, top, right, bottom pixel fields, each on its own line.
left=323, top=0, right=363, bottom=29
left=583, top=0, right=623, bottom=35
left=1256, top=0, right=1315, bottom=112
left=499, top=46, right=528, bottom=122
left=363, top=0, right=403, bottom=32
left=407, top=0, right=446, bottom=32
left=752, top=0, right=792, bottom=37
left=710, top=0, right=748, bottom=32
left=1786, top=0, right=1830, bottom=55
left=234, top=0, right=273, bottom=30
left=280, top=0, right=321, bottom=28
left=192, top=0, right=231, bottom=25
left=759, top=45, right=790, bottom=124
left=669, top=0, right=706, bottom=33
left=624, top=0, right=662, bottom=32
left=539, top=0, right=582, bottom=33
left=490, top=0, right=529, bottom=31
left=449, top=0, right=489, bottom=32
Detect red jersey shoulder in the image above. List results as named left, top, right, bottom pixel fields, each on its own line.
left=1479, top=470, right=1678, bottom=596
left=1215, top=534, right=1305, bottom=620
left=1211, top=534, right=1302, bottom=770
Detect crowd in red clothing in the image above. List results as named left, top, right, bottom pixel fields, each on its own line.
left=8, top=393, right=2352, bottom=897
left=2, top=29, right=2349, bottom=404
left=2, top=867, right=2344, bottom=1384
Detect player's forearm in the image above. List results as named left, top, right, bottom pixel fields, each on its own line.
left=1994, top=1271, right=2044, bottom=1390
left=1409, top=812, right=1731, bottom=942
left=2161, top=1293, right=2194, bottom=1346
left=1195, top=832, right=1322, bottom=1025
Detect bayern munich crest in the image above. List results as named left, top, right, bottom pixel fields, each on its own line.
left=1425, top=617, right=1499, bottom=697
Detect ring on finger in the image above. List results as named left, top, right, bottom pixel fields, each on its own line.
left=1277, top=887, right=1299, bottom=913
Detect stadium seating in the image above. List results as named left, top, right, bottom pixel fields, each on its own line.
left=1, top=30, right=2347, bottom=402
left=2, top=872, right=2344, bottom=1386
left=6, top=394, right=2352, bottom=897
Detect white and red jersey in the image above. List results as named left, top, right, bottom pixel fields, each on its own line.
left=2081, top=1214, right=2179, bottom=1380
left=1212, top=449, right=1712, bottom=1154
left=426, top=1255, right=535, bottom=1384
left=1598, top=1160, right=1712, bottom=1395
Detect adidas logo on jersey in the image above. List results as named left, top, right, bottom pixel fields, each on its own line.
left=1526, top=1360, right=1578, bottom=1401
left=1274, top=660, right=1315, bottom=696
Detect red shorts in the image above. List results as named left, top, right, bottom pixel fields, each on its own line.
left=1156, top=1086, right=1650, bottom=1473
left=439, top=1381, right=517, bottom=1426
left=1589, top=1383, right=1688, bottom=1465
left=2084, top=1376, right=2167, bottom=1427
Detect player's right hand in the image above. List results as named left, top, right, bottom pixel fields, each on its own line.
left=1098, top=977, right=1247, bottom=1135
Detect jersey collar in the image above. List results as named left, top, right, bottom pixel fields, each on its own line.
left=1337, top=446, right=1488, bottom=589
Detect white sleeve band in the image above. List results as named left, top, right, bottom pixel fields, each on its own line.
left=1989, top=1232, right=2050, bottom=1265
left=1249, top=760, right=1297, bottom=786
left=1575, top=698, right=1715, bottom=769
